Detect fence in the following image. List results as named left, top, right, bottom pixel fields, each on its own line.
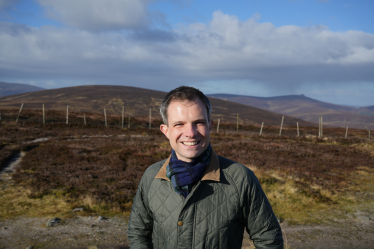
left=0, top=107, right=163, bottom=129
left=0, top=107, right=372, bottom=143
left=212, top=117, right=372, bottom=142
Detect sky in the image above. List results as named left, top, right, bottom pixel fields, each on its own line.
left=0, top=0, right=373, bottom=106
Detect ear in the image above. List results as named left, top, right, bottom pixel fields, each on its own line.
left=160, top=124, right=169, bottom=139
left=208, top=120, right=213, bottom=131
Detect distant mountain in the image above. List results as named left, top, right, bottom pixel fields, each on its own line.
left=0, top=85, right=315, bottom=127
left=358, top=105, right=374, bottom=116
left=208, top=94, right=374, bottom=129
left=0, top=82, right=45, bottom=97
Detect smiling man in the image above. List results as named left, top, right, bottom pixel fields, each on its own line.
left=127, top=86, right=283, bottom=249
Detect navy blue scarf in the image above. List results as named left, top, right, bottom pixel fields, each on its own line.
left=166, top=145, right=211, bottom=198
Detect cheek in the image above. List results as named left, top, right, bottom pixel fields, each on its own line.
left=170, top=130, right=181, bottom=141
left=197, top=127, right=208, bottom=136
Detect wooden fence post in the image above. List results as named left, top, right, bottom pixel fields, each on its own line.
left=16, top=103, right=24, bottom=123
left=345, top=126, right=348, bottom=139
left=279, top=116, right=284, bottom=136
left=128, top=115, right=130, bottom=129
left=122, top=107, right=124, bottom=129
left=297, top=122, right=299, bottom=137
left=236, top=114, right=239, bottom=132
left=0, top=109, right=1, bottom=120
left=366, top=126, right=371, bottom=143
left=66, top=105, right=69, bottom=124
left=259, top=122, right=264, bottom=136
left=42, top=104, right=45, bottom=124
left=217, top=118, right=220, bottom=133
left=84, top=114, right=86, bottom=125
left=149, top=108, right=152, bottom=129
left=104, top=107, right=107, bottom=127
left=318, top=116, right=321, bottom=137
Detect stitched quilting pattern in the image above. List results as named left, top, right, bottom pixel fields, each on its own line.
left=193, top=181, right=239, bottom=248
left=149, top=179, right=184, bottom=249
left=148, top=174, right=239, bottom=249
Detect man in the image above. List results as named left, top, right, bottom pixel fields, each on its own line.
left=127, top=86, right=283, bottom=249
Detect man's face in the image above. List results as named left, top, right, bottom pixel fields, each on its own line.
left=160, top=98, right=213, bottom=162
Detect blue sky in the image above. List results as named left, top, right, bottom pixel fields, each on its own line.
left=0, top=0, right=374, bottom=106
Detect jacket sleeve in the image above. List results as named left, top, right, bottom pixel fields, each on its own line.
left=127, top=173, right=154, bottom=249
left=242, top=169, right=284, bottom=249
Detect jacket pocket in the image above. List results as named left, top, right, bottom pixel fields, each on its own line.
left=219, top=226, right=229, bottom=249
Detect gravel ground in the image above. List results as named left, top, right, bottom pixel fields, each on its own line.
left=0, top=215, right=129, bottom=249
left=281, top=222, right=374, bottom=249
left=1, top=215, right=374, bottom=249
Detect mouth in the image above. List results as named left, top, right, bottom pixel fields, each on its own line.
left=182, top=141, right=200, bottom=146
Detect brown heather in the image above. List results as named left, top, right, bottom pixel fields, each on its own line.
left=12, top=135, right=169, bottom=212
left=212, top=134, right=373, bottom=202
left=1, top=109, right=374, bottom=223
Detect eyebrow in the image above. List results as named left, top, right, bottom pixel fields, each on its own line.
left=194, top=119, right=207, bottom=123
left=171, top=119, right=207, bottom=126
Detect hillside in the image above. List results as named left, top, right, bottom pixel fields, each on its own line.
left=0, top=82, right=45, bottom=97
left=208, top=94, right=374, bottom=129
left=0, top=85, right=315, bottom=127
left=358, top=105, right=374, bottom=116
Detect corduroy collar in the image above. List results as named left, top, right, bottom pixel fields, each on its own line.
left=155, top=148, right=220, bottom=182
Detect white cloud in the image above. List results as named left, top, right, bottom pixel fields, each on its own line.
left=0, top=0, right=20, bottom=10
left=0, top=10, right=373, bottom=97
left=174, top=11, right=374, bottom=85
left=36, top=0, right=154, bottom=31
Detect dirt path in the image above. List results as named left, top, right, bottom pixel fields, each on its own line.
left=0, top=152, right=26, bottom=192
left=0, top=152, right=25, bottom=181
left=0, top=216, right=129, bottom=249
left=1, top=215, right=374, bottom=249
left=281, top=223, right=374, bottom=248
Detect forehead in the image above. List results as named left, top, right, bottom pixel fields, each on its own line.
left=167, top=98, right=207, bottom=118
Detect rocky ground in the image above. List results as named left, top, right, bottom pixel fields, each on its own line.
left=0, top=215, right=129, bottom=249
left=281, top=223, right=374, bottom=249
left=1, top=213, right=374, bottom=249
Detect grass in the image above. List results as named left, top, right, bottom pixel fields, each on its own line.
left=247, top=163, right=374, bottom=225
left=0, top=183, right=72, bottom=218
left=0, top=180, right=135, bottom=219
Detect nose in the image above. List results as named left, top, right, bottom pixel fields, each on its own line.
left=184, top=123, right=197, bottom=137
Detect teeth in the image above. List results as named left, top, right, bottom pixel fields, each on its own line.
left=183, top=141, right=198, bottom=146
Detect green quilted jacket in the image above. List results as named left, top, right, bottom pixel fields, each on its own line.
left=127, top=149, right=283, bottom=249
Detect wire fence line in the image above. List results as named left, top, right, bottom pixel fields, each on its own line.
left=1, top=112, right=161, bottom=129
left=0, top=107, right=372, bottom=143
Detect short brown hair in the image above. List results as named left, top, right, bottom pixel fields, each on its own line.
left=160, top=86, right=211, bottom=125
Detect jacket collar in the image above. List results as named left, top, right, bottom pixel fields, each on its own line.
left=155, top=148, right=220, bottom=182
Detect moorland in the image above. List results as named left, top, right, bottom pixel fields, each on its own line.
left=2, top=83, right=373, bottom=129
left=208, top=93, right=374, bottom=129
left=0, top=109, right=374, bottom=248
left=0, top=85, right=314, bottom=127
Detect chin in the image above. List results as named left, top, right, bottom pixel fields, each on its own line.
left=177, top=152, right=199, bottom=161
left=188, top=151, right=204, bottom=159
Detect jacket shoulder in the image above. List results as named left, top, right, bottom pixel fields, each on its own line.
left=145, top=159, right=166, bottom=175
left=136, top=159, right=167, bottom=191
left=140, top=159, right=167, bottom=182
left=217, top=155, right=258, bottom=186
